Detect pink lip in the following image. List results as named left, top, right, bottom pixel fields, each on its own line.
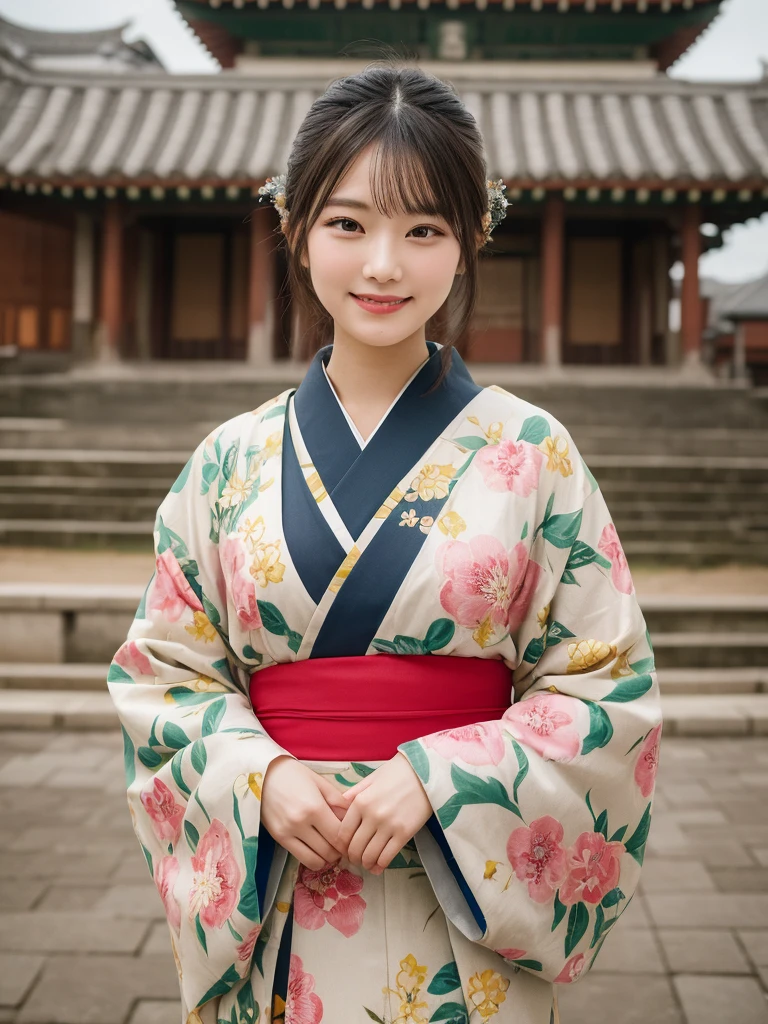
left=351, top=293, right=412, bottom=314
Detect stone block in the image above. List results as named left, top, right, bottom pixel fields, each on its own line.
left=590, top=928, right=665, bottom=974
left=0, top=952, right=44, bottom=1007
left=0, top=881, right=46, bottom=912
left=0, top=912, right=146, bottom=953
left=555, top=973, right=682, bottom=1024
left=17, top=953, right=179, bottom=1024
left=646, top=894, right=768, bottom=929
left=738, top=930, right=768, bottom=968
left=658, top=929, right=750, bottom=974
left=127, top=1002, right=181, bottom=1024
left=36, top=886, right=108, bottom=912
left=92, top=884, right=164, bottom=920
left=673, top=975, right=768, bottom=1024
left=710, top=868, right=768, bottom=892
left=0, top=613, right=63, bottom=663
left=638, top=859, right=715, bottom=893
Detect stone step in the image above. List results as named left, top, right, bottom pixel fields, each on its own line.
left=1, top=585, right=766, bottom=667
left=2, top=662, right=766, bottom=695
left=657, top=668, right=768, bottom=694
left=6, top=472, right=768, bottom=508
left=0, top=687, right=765, bottom=735
left=2, top=517, right=768, bottom=562
left=3, top=448, right=767, bottom=483
left=651, top=631, right=768, bottom=669
left=5, top=373, right=768, bottom=429
left=3, top=418, right=768, bottom=458
left=3, top=492, right=767, bottom=532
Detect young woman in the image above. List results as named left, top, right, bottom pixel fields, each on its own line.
left=108, top=64, right=662, bottom=1024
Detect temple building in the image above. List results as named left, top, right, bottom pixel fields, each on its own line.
left=0, top=0, right=766, bottom=374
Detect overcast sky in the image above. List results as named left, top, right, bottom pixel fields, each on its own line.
left=0, top=0, right=766, bottom=282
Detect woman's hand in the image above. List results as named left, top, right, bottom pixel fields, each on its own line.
left=260, top=755, right=350, bottom=871
left=335, top=752, right=432, bottom=874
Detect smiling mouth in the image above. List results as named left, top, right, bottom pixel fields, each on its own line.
left=351, top=294, right=411, bottom=307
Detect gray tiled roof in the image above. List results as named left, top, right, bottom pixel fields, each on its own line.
left=0, top=59, right=766, bottom=186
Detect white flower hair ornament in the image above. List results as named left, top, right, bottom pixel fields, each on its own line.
left=257, top=172, right=509, bottom=245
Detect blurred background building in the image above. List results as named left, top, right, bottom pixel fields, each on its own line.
left=0, top=0, right=766, bottom=379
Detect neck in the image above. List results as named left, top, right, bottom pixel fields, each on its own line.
left=324, top=332, right=432, bottom=411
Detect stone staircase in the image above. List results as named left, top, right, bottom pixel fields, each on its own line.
left=0, top=585, right=765, bottom=736
left=2, top=418, right=768, bottom=562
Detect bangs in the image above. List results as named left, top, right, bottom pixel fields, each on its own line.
left=367, top=134, right=460, bottom=228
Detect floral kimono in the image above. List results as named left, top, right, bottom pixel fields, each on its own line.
left=108, top=341, right=661, bottom=1024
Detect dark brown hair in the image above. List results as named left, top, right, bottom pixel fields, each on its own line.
left=274, top=60, right=490, bottom=386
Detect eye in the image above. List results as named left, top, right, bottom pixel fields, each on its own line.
left=409, top=225, right=443, bottom=239
left=327, top=218, right=361, bottom=233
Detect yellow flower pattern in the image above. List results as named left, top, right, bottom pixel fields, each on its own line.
left=567, top=638, right=618, bottom=673
left=404, top=463, right=455, bottom=502
left=384, top=953, right=430, bottom=1024
left=184, top=611, right=217, bottom=644
left=466, top=969, right=510, bottom=1022
left=539, top=435, right=573, bottom=477
left=250, top=540, right=286, bottom=588
left=437, top=511, right=466, bottom=538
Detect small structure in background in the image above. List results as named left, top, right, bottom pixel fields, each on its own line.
left=704, top=273, right=768, bottom=386
left=0, top=0, right=766, bottom=375
left=0, top=13, right=163, bottom=74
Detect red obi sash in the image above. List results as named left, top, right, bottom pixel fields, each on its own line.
left=248, top=653, right=512, bottom=761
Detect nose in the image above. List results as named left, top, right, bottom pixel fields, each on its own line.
left=362, top=234, right=403, bottom=284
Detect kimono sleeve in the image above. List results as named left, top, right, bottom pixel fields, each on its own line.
left=106, top=433, right=294, bottom=1015
left=397, top=440, right=662, bottom=987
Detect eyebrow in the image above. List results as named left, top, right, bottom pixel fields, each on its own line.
left=324, top=197, right=371, bottom=210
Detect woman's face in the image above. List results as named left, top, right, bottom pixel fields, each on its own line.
left=302, top=143, right=463, bottom=351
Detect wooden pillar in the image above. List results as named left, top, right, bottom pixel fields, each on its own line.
left=247, top=210, right=275, bottom=366
left=680, top=203, right=702, bottom=366
left=96, top=200, right=124, bottom=361
left=72, top=213, right=94, bottom=360
left=541, top=196, right=564, bottom=367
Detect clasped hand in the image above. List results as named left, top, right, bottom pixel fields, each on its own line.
left=260, top=752, right=432, bottom=874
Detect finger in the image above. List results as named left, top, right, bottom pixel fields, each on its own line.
left=314, top=774, right=351, bottom=812
left=372, top=835, right=406, bottom=873
left=347, top=818, right=378, bottom=867
left=336, top=798, right=363, bottom=851
left=285, top=835, right=335, bottom=873
left=302, top=825, right=343, bottom=865
left=313, top=802, right=350, bottom=854
left=360, top=828, right=391, bottom=872
left=341, top=776, right=374, bottom=800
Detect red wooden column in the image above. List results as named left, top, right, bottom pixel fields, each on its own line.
left=247, top=209, right=276, bottom=366
left=541, top=196, right=565, bottom=367
left=680, top=203, right=702, bottom=365
left=96, top=200, right=124, bottom=361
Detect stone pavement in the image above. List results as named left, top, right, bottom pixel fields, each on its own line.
left=0, top=731, right=767, bottom=1023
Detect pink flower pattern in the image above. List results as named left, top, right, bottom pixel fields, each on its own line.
left=598, top=523, right=634, bottom=595
left=554, top=953, right=587, bottom=984
left=220, top=535, right=263, bottom=630
left=294, top=862, right=366, bottom=938
left=502, top=694, right=582, bottom=762
left=559, top=831, right=625, bottom=906
left=436, top=535, right=542, bottom=635
left=149, top=549, right=204, bottom=623
left=188, top=818, right=242, bottom=929
left=154, top=855, right=181, bottom=934
left=236, top=924, right=262, bottom=963
left=634, top=723, right=662, bottom=798
left=113, top=640, right=153, bottom=679
left=141, top=777, right=185, bottom=845
left=424, top=722, right=506, bottom=766
left=475, top=439, right=543, bottom=496
left=285, top=954, right=323, bottom=1024
left=506, top=815, right=567, bottom=903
